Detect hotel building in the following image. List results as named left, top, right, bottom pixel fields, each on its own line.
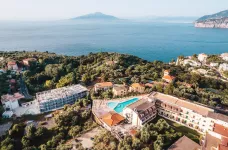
left=123, top=92, right=228, bottom=136
left=151, top=92, right=215, bottom=133
left=94, top=82, right=113, bottom=93
left=123, top=96, right=157, bottom=127
left=36, top=84, right=88, bottom=113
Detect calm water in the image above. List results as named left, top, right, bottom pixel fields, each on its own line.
left=108, top=97, right=139, bottom=113
left=0, top=20, right=228, bottom=62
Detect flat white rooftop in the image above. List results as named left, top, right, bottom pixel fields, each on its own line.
left=36, top=84, right=88, bottom=103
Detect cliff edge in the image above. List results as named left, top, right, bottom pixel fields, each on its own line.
left=195, top=10, right=228, bottom=28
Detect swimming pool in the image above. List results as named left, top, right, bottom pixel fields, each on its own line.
left=107, top=98, right=139, bottom=113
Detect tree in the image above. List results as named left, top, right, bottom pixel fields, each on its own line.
left=0, top=137, right=15, bottom=150
left=35, top=127, right=48, bottom=138
left=21, top=136, right=31, bottom=147
left=132, top=138, right=142, bottom=150
left=45, top=80, right=55, bottom=89
left=81, top=110, right=90, bottom=120
left=68, top=126, right=81, bottom=138
left=25, top=125, right=36, bottom=139
left=8, top=123, right=25, bottom=138
left=56, top=72, right=76, bottom=88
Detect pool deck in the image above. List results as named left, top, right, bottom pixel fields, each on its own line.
left=92, top=94, right=147, bottom=118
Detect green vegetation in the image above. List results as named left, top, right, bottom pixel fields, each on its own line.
left=1, top=51, right=228, bottom=108
left=93, top=119, right=184, bottom=150
left=206, top=55, right=224, bottom=63
left=0, top=98, right=97, bottom=150
left=223, top=71, right=228, bottom=78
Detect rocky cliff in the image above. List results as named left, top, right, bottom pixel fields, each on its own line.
left=195, top=10, right=228, bottom=28
left=195, top=18, right=228, bottom=28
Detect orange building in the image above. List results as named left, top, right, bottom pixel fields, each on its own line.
left=101, top=111, right=125, bottom=130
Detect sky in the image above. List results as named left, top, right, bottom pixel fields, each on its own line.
left=0, top=0, right=227, bottom=21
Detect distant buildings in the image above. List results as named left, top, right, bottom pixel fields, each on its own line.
left=112, top=84, right=128, bottom=97
left=210, top=62, right=219, bottom=67
left=7, top=61, right=18, bottom=70
left=219, top=63, right=228, bottom=71
left=162, top=70, right=175, bottom=83
left=94, top=82, right=113, bottom=93
left=105, top=60, right=117, bottom=66
left=22, top=58, right=37, bottom=66
left=168, top=136, right=201, bottom=150
left=1, top=93, right=24, bottom=110
left=198, top=53, right=208, bottom=62
left=221, top=53, right=228, bottom=61
left=183, top=59, right=201, bottom=67
left=129, top=83, right=145, bottom=93
left=36, top=84, right=88, bottom=113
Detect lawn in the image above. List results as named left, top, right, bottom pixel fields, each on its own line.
left=150, top=116, right=201, bottom=143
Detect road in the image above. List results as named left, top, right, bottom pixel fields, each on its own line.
left=19, top=73, right=33, bottom=99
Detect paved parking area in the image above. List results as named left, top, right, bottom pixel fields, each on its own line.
left=0, top=122, right=13, bottom=136
left=14, top=101, right=40, bottom=116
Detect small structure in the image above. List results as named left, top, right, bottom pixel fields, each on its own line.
left=2, top=111, right=14, bottom=118
left=219, top=63, right=228, bottom=71
left=162, top=70, right=175, bottom=83
left=23, top=58, right=37, bottom=66
left=105, top=60, right=117, bottom=66
left=198, top=53, right=208, bottom=62
left=221, top=53, right=228, bottom=61
left=183, top=59, right=201, bottom=67
left=112, top=84, right=128, bottom=97
left=94, top=82, right=113, bottom=93
left=168, top=136, right=201, bottom=150
left=129, top=83, right=145, bottom=93
left=197, top=69, right=208, bottom=75
left=101, top=111, right=125, bottom=131
left=210, top=62, right=219, bottom=67
left=7, top=61, right=18, bottom=70
left=1, top=93, right=24, bottom=110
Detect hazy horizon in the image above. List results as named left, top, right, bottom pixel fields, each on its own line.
left=0, top=0, right=227, bottom=21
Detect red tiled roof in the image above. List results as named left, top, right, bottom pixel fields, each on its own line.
left=7, top=61, right=16, bottom=65
left=95, top=82, right=113, bottom=88
left=101, top=111, right=125, bottom=127
left=214, top=124, right=228, bottom=137
left=163, top=75, right=175, bottom=81
left=131, top=83, right=144, bottom=88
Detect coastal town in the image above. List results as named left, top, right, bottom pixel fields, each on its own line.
left=0, top=51, right=228, bottom=150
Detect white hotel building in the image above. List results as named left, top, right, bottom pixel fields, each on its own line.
left=36, top=84, right=88, bottom=113
left=123, top=92, right=228, bottom=136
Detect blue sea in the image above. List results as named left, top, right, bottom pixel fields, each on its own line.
left=0, top=20, right=228, bottom=62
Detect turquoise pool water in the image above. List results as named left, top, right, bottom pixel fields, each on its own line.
left=107, top=102, right=118, bottom=109
left=107, top=98, right=139, bottom=113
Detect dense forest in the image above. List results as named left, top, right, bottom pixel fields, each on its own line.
left=0, top=98, right=95, bottom=150
left=0, top=51, right=227, bottom=108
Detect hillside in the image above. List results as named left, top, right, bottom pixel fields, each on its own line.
left=195, top=10, right=228, bottom=28
left=71, top=12, right=118, bottom=20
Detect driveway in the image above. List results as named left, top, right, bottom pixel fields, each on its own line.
left=72, top=127, right=102, bottom=149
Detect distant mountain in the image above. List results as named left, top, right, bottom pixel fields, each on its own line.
left=71, top=12, right=119, bottom=20
left=195, top=10, right=228, bottom=28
